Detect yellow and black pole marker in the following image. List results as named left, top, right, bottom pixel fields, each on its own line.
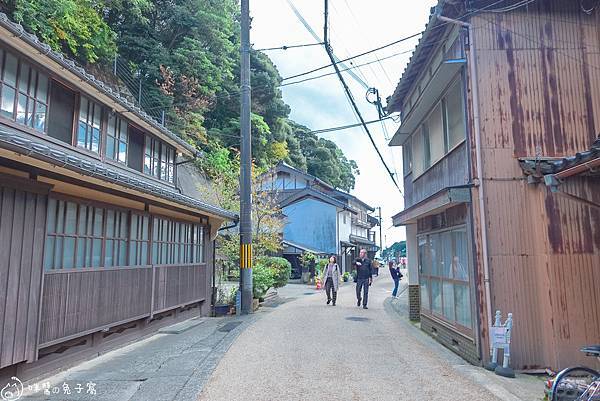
left=239, top=0, right=253, bottom=314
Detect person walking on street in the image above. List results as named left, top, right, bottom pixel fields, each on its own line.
left=355, top=249, right=372, bottom=309
left=322, top=255, right=340, bottom=306
left=389, top=261, right=402, bottom=297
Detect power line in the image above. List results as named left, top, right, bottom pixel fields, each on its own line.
left=281, top=30, right=424, bottom=82
left=254, top=42, right=323, bottom=51
left=323, top=0, right=401, bottom=193
left=281, top=0, right=510, bottom=83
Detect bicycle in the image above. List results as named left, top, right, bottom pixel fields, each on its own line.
left=551, top=345, right=600, bottom=401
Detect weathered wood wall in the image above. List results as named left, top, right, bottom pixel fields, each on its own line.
left=39, top=267, right=153, bottom=346
left=471, top=2, right=600, bottom=370
left=0, top=176, right=50, bottom=368
left=153, top=264, right=208, bottom=313
left=404, top=142, right=470, bottom=209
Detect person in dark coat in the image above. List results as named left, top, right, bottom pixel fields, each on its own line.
left=389, top=261, right=402, bottom=297
left=355, top=249, right=372, bottom=309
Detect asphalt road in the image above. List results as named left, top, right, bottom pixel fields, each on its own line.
left=198, top=276, right=502, bottom=401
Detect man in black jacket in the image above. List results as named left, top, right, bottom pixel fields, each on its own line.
left=355, top=248, right=372, bottom=309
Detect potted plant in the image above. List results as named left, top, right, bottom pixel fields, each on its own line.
left=214, top=288, right=230, bottom=316
left=342, top=272, right=350, bottom=282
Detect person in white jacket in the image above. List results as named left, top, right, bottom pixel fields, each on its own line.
left=322, top=255, right=340, bottom=306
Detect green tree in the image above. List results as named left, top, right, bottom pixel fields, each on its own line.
left=3, top=0, right=118, bottom=63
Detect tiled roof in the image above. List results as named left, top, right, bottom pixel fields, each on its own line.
left=0, top=13, right=197, bottom=156
left=0, top=125, right=237, bottom=220
left=519, top=136, right=600, bottom=176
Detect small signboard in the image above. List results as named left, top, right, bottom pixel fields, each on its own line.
left=491, top=326, right=510, bottom=348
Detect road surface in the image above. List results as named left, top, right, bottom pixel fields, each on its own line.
left=198, top=276, right=502, bottom=401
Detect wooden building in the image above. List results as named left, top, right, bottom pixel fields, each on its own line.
left=0, top=14, right=236, bottom=379
left=388, top=0, right=600, bottom=371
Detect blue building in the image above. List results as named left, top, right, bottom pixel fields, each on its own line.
left=262, top=162, right=379, bottom=278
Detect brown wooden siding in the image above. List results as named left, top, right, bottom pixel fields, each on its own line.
left=0, top=176, right=50, bottom=368
left=404, top=142, right=469, bottom=209
left=39, top=267, right=153, bottom=346
left=153, top=264, right=208, bottom=313
left=470, top=4, right=600, bottom=370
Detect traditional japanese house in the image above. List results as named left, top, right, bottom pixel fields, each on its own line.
left=0, top=14, right=236, bottom=379
left=261, top=161, right=379, bottom=277
left=388, top=0, right=600, bottom=371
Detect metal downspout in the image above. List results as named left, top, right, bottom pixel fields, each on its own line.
left=437, top=14, right=494, bottom=355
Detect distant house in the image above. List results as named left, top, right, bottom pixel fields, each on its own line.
left=387, top=0, right=600, bottom=371
left=262, top=162, right=379, bottom=277
left=0, top=14, right=235, bottom=379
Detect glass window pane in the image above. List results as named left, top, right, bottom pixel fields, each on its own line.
left=34, top=101, right=46, bottom=131
left=428, top=103, right=444, bottom=162
left=25, top=95, right=33, bottom=126
left=431, top=279, right=442, bottom=314
left=129, top=242, right=137, bottom=266
left=91, top=128, right=100, bottom=153
left=442, top=231, right=453, bottom=279
left=93, top=208, right=103, bottom=236
left=92, top=239, right=102, bottom=267
left=63, top=238, right=75, bottom=269
left=107, top=113, right=116, bottom=138
left=92, top=104, right=101, bottom=129
left=442, top=282, right=455, bottom=321
left=77, top=121, right=87, bottom=148
left=430, top=234, right=442, bottom=277
left=46, top=198, right=57, bottom=233
left=65, top=202, right=77, bottom=234
left=106, top=209, right=115, bottom=237
left=118, top=240, right=127, bottom=266
left=446, top=79, right=465, bottom=149
left=143, top=217, right=149, bottom=240
left=455, top=284, right=471, bottom=328
left=141, top=242, right=148, bottom=265
left=1, top=85, right=15, bottom=117
left=418, top=236, right=429, bottom=275
left=106, top=136, right=115, bottom=160
left=85, top=238, right=92, bottom=267
left=77, top=205, right=87, bottom=235
left=18, top=62, right=30, bottom=92
left=420, top=280, right=429, bottom=310
left=120, top=212, right=128, bottom=237
left=452, top=229, right=469, bottom=281
left=56, top=200, right=65, bottom=233
left=152, top=242, right=158, bottom=264
left=44, top=237, right=55, bottom=269
left=76, top=238, right=85, bottom=268
left=3, top=53, right=17, bottom=86
left=54, top=237, right=63, bottom=269
left=37, top=73, right=48, bottom=103
left=105, top=239, right=114, bottom=267
left=119, top=119, right=128, bottom=140
left=118, top=141, right=127, bottom=163
left=16, top=93, right=26, bottom=123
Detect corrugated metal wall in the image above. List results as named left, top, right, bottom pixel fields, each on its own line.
left=470, top=2, right=600, bottom=370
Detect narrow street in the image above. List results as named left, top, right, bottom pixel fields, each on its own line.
left=199, top=277, right=509, bottom=401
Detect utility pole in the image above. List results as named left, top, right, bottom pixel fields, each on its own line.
left=377, top=207, right=383, bottom=256
left=239, top=0, right=253, bottom=314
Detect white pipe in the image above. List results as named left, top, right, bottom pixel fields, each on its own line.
left=437, top=14, right=493, bottom=353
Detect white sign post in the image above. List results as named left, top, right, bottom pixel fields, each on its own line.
left=485, top=310, right=515, bottom=378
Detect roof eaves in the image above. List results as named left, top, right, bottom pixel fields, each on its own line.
left=0, top=13, right=197, bottom=157
left=0, top=126, right=236, bottom=220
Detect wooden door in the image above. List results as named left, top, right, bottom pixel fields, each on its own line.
left=0, top=174, right=51, bottom=368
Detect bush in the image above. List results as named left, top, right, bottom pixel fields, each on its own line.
left=252, top=263, right=275, bottom=299
left=315, top=258, right=328, bottom=277
left=257, top=256, right=291, bottom=288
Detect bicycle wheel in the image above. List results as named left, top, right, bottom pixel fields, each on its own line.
left=551, top=366, right=600, bottom=401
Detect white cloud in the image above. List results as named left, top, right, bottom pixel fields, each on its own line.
left=250, top=0, right=438, bottom=247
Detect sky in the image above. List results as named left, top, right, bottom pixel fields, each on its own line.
left=250, top=0, right=438, bottom=249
